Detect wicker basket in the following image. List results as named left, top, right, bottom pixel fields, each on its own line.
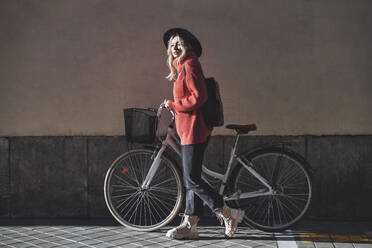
left=123, top=108, right=158, bottom=144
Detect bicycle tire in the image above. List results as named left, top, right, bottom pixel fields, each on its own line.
left=104, top=149, right=183, bottom=232
left=230, top=147, right=312, bottom=232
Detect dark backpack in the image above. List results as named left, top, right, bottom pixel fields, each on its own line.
left=183, top=67, right=224, bottom=130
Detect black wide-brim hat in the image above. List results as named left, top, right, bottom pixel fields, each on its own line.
left=163, top=28, right=202, bottom=57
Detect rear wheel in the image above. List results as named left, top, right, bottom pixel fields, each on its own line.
left=231, top=147, right=312, bottom=232
left=104, top=149, right=183, bottom=231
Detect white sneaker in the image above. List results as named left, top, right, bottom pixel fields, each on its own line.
left=216, top=205, right=245, bottom=238
left=166, top=215, right=199, bottom=240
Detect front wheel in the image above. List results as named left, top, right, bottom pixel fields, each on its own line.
left=104, top=149, right=183, bottom=231
left=231, top=147, right=312, bottom=232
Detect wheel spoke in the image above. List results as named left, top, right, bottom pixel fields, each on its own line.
left=145, top=193, right=163, bottom=225
left=113, top=174, right=138, bottom=188
left=104, top=150, right=182, bottom=231
left=233, top=150, right=311, bottom=231
left=117, top=191, right=142, bottom=216
left=127, top=194, right=143, bottom=224
left=151, top=186, right=178, bottom=195
left=148, top=191, right=177, bottom=208
left=151, top=177, right=178, bottom=188
left=148, top=191, right=174, bottom=214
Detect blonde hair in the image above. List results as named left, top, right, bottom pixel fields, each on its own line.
left=166, top=35, right=189, bottom=81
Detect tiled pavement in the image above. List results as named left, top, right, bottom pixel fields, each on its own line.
left=0, top=220, right=372, bottom=248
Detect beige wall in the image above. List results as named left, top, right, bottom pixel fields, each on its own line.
left=1, top=0, right=371, bottom=136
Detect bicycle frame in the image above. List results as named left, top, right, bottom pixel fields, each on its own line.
left=141, top=106, right=274, bottom=200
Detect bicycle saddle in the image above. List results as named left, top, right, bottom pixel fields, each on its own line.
left=225, top=123, right=257, bottom=134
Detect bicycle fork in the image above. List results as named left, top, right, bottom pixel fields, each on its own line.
left=141, top=125, right=181, bottom=189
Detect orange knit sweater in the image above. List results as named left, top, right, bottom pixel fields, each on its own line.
left=167, top=51, right=212, bottom=145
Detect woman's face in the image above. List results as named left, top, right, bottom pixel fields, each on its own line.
left=169, top=36, right=184, bottom=58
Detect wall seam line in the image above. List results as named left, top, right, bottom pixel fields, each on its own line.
left=8, top=137, right=11, bottom=218
left=86, top=137, right=90, bottom=218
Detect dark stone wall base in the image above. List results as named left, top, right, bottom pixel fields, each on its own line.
left=0, top=135, right=371, bottom=220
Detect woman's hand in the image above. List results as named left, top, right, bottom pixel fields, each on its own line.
left=163, top=99, right=170, bottom=108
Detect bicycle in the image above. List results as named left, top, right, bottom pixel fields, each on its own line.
left=104, top=104, right=313, bottom=232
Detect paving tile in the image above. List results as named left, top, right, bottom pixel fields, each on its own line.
left=0, top=235, right=13, bottom=242
left=80, top=239, right=106, bottom=245
left=1, top=239, right=26, bottom=246
left=23, top=241, right=46, bottom=247
left=0, top=232, right=25, bottom=239
left=297, top=240, right=316, bottom=248
left=333, top=243, right=355, bottom=248
left=40, top=229, right=64, bottom=235
left=38, top=242, right=65, bottom=248
left=8, top=242, right=28, bottom=248
left=0, top=242, right=11, bottom=248
left=9, top=242, right=32, bottom=248
left=106, top=240, right=141, bottom=248
left=17, top=228, right=37, bottom=234
left=95, top=234, right=126, bottom=242
left=130, top=239, right=155, bottom=246
left=71, top=229, right=95, bottom=236
left=39, top=236, right=63, bottom=242
left=0, top=232, right=12, bottom=239
left=31, top=233, right=54, bottom=240
left=62, top=243, right=88, bottom=248
left=51, top=239, right=75, bottom=245
left=84, top=232, right=111, bottom=240
left=106, top=237, right=141, bottom=246
left=16, top=237, right=42, bottom=243
left=94, top=243, right=117, bottom=248
left=90, top=231, right=117, bottom=238
left=314, top=241, right=334, bottom=248
left=354, top=244, right=372, bottom=248
left=61, top=234, right=88, bottom=241
left=30, top=226, right=56, bottom=232
left=21, top=239, right=46, bottom=245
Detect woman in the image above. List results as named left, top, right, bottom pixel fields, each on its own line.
left=163, top=28, right=244, bottom=239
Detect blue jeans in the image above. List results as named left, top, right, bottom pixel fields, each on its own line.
left=181, top=138, right=224, bottom=216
